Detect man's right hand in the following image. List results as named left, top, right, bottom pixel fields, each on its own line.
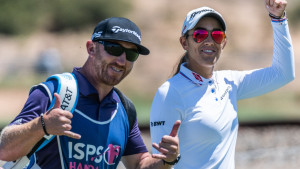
left=43, top=93, right=81, bottom=139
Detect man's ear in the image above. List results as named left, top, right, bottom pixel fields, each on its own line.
left=180, top=36, right=189, bottom=51
left=86, top=40, right=96, bottom=55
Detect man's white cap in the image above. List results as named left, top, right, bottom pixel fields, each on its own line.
left=181, top=7, right=226, bottom=36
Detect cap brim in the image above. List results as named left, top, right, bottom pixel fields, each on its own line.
left=204, top=13, right=226, bottom=31
left=136, top=44, right=150, bottom=55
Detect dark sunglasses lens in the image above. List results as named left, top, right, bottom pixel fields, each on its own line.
left=193, top=30, right=208, bottom=43
left=212, top=31, right=225, bottom=44
left=105, top=45, right=124, bottom=56
left=102, top=41, right=139, bottom=62
left=125, top=49, right=139, bottom=62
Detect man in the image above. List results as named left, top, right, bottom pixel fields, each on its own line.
left=0, top=17, right=180, bottom=169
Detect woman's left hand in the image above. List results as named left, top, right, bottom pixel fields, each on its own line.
left=265, top=0, right=287, bottom=17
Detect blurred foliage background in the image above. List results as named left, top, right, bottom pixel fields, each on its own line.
left=0, top=0, right=300, bottom=127
left=0, top=0, right=132, bottom=35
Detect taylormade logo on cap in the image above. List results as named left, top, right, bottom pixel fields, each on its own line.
left=91, top=31, right=103, bottom=40
left=189, top=9, right=214, bottom=21
left=111, top=26, right=141, bottom=41
left=91, top=17, right=150, bottom=55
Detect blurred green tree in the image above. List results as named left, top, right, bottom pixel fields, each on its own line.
left=0, top=0, right=132, bottom=35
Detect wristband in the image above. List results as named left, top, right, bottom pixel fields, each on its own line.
left=40, top=113, right=50, bottom=136
left=163, top=154, right=181, bottom=165
left=269, top=11, right=286, bottom=19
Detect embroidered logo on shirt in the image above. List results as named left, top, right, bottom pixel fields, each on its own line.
left=220, top=86, right=232, bottom=100
left=192, top=72, right=203, bottom=82
left=150, top=121, right=165, bottom=127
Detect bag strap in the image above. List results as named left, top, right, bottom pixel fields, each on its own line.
left=2, top=73, right=79, bottom=169
left=34, top=72, right=79, bottom=152
left=113, top=87, right=137, bottom=131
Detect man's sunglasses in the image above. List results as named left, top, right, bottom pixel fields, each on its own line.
left=98, top=41, right=139, bottom=62
left=188, top=29, right=226, bottom=44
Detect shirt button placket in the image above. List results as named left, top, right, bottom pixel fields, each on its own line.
left=209, top=80, right=218, bottom=101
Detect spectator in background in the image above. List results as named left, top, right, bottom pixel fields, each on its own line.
left=35, top=48, right=62, bottom=75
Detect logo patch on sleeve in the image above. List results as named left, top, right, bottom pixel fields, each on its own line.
left=150, top=121, right=165, bottom=127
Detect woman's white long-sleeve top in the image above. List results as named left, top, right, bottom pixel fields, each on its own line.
left=150, top=19, right=294, bottom=169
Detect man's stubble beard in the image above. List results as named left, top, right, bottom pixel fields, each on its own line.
left=95, top=61, right=132, bottom=86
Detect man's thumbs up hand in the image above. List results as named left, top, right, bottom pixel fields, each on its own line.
left=43, top=93, right=81, bottom=139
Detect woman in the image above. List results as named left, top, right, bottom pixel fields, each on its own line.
left=150, top=0, right=294, bottom=168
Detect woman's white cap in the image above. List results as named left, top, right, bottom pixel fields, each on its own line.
left=181, top=7, right=226, bottom=36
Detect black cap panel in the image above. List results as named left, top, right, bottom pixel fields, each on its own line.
left=92, top=17, right=150, bottom=55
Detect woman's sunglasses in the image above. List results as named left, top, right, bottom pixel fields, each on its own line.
left=189, top=29, right=226, bottom=44
left=98, top=41, right=139, bottom=62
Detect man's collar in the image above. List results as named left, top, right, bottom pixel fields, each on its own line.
left=72, top=67, right=116, bottom=104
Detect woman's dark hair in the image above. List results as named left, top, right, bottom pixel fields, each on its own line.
left=172, top=33, right=189, bottom=77
left=172, top=52, right=188, bottom=76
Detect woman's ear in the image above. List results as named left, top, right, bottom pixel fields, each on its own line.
left=180, top=36, right=189, bottom=51
left=86, top=40, right=96, bottom=55
left=221, top=38, right=227, bottom=50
